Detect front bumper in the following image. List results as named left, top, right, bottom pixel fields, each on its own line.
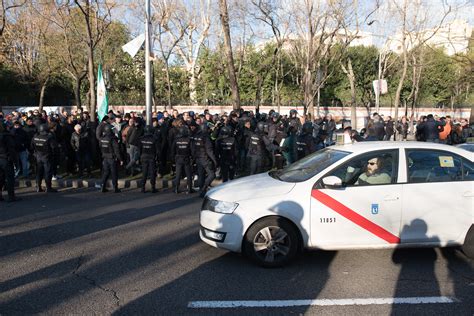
left=199, top=210, right=244, bottom=253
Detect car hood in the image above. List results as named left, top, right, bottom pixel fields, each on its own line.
left=207, top=173, right=296, bottom=202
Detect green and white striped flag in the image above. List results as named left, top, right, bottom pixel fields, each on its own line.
left=97, top=64, right=108, bottom=122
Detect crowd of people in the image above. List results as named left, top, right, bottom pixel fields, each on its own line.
left=0, top=107, right=472, bottom=202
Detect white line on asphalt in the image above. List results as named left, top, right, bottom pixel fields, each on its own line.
left=188, top=296, right=457, bottom=308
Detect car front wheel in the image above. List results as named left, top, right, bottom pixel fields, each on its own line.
left=462, top=225, right=474, bottom=259
left=243, top=217, right=299, bottom=268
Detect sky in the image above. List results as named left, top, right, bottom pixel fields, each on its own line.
left=115, top=0, right=474, bottom=52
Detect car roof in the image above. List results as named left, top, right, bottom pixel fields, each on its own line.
left=331, top=141, right=474, bottom=159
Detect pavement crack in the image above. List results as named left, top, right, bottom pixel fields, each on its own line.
left=73, top=250, right=86, bottom=274
left=71, top=251, right=121, bottom=307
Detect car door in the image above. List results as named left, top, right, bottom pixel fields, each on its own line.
left=401, top=149, right=473, bottom=245
left=310, top=149, right=402, bottom=248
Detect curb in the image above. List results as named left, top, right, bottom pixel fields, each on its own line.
left=15, top=177, right=223, bottom=190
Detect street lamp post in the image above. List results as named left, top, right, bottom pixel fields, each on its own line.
left=145, top=0, right=152, bottom=126
left=368, top=19, right=384, bottom=114
left=376, top=54, right=382, bottom=113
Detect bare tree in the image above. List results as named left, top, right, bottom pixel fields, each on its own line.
left=250, top=0, right=290, bottom=111
left=2, top=2, right=58, bottom=110
left=166, top=0, right=211, bottom=105
left=152, top=0, right=186, bottom=110
left=0, top=0, right=26, bottom=37
left=386, top=0, right=451, bottom=123
left=72, top=0, right=114, bottom=120
left=286, top=0, right=357, bottom=119
left=218, top=0, right=240, bottom=109
left=36, top=2, right=88, bottom=109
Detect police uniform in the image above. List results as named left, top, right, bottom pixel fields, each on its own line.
left=171, top=128, right=193, bottom=194
left=31, top=126, right=58, bottom=192
left=192, top=129, right=217, bottom=197
left=139, top=128, right=159, bottom=193
left=216, top=134, right=238, bottom=182
left=99, top=127, right=123, bottom=193
left=296, top=133, right=316, bottom=160
left=246, top=122, right=274, bottom=175
left=296, top=122, right=317, bottom=161
left=0, top=128, right=18, bottom=202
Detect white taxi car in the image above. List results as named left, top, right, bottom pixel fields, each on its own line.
left=200, top=142, right=474, bottom=267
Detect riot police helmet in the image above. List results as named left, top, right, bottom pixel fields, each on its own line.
left=102, top=124, right=112, bottom=136
left=290, top=109, right=298, bottom=118
left=302, top=122, right=313, bottom=134
left=256, top=121, right=265, bottom=133
left=178, top=125, right=189, bottom=137
left=220, top=126, right=231, bottom=137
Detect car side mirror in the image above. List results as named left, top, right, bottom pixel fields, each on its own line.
left=322, top=176, right=343, bottom=189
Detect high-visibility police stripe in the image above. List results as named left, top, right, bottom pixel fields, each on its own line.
left=311, top=190, right=400, bottom=244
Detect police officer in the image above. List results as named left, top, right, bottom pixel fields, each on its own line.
left=273, top=122, right=287, bottom=169
left=99, top=124, right=123, bottom=193
left=288, top=109, right=302, bottom=132
left=192, top=124, right=217, bottom=197
left=216, top=126, right=238, bottom=183
left=0, top=123, right=19, bottom=202
left=139, top=125, right=159, bottom=193
left=171, top=125, right=193, bottom=194
left=296, top=122, right=317, bottom=160
left=31, top=124, right=58, bottom=193
left=246, top=121, right=275, bottom=175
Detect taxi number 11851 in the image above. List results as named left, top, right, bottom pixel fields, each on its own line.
left=320, top=217, right=336, bottom=223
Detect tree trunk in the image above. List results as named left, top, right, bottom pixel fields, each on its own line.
left=38, top=76, right=50, bottom=112
left=189, top=73, right=198, bottom=105
left=303, top=67, right=314, bottom=119
left=470, top=106, right=474, bottom=124
left=218, top=0, right=240, bottom=110
left=74, top=76, right=83, bottom=109
left=87, top=44, right=95, bottom=119
left=393, top=1, right=408, bottom=123
left=275, top=52, right=282, bottom=112
left=342, top=59, right=357, bottom=130
left=165, top=63, right=172, bottom=110
left=255, top=76, right=263, bottom=108
left=77, top=0, right=96, bottom=121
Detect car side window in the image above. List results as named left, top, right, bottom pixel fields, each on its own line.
left=462, top=158, right=474, bottom=181
left=406, top=150, right=463, bottom=183
left=324, top=150, right=399, bottom=187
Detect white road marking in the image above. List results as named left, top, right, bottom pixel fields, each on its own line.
left=188, top=296, right=457, bottom=308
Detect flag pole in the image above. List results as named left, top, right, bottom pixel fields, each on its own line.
left=145, top=0, right=152, bottom=126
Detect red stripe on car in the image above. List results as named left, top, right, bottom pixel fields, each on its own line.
left=312, top=189, right=400, bottom=244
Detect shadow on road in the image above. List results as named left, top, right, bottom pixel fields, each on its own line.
left=116, top=199, right=336, bottom=314
left=391, top=219, right=440, bottom=315
left=0, top=192, right=197, bottom=256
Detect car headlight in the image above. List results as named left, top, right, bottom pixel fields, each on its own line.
left=202, top=197, right=239, bottom=214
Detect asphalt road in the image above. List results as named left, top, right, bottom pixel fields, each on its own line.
left=1, top=187, right=473, bottom=315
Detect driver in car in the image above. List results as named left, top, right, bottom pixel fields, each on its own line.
left=355, top=157, right=391, bottom=185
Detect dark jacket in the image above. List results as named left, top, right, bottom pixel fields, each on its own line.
left=126, top=125, right=143, bottom=147
left=71, top=131, right=90, bottom=153
left=0, top=130, right=18, bottom=161
left=419, top=118, right=444, bottom=141
left=11, top=127, right=29, bottom=152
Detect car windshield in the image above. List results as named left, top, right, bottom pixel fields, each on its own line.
left=270, top=148, right=350, bottom=182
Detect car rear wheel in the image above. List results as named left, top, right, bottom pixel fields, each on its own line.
left=462, top=225, right=474, bottom=259
left=243, top=217, right=299, bottom=268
